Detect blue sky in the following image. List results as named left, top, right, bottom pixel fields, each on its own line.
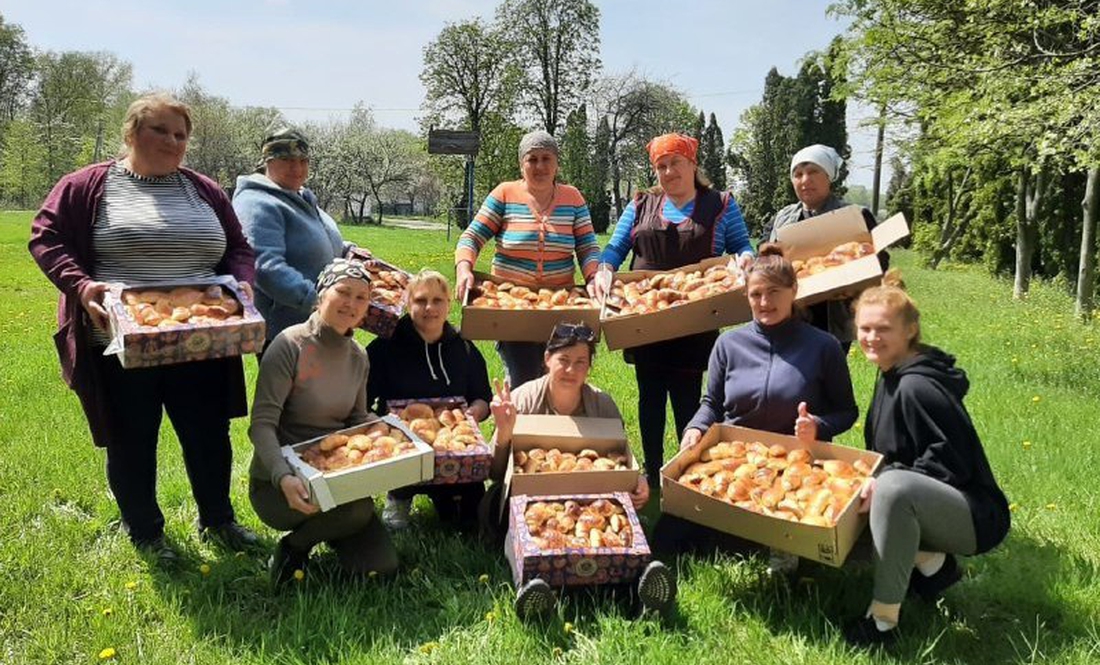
left=2, top=0, right=888, bottom=186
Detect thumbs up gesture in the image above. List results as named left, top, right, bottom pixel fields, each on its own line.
left=794, top=401, right=819, bottom=443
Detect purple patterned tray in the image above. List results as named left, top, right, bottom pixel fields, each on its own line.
left=508, top=492, right=651, bottom=588
left=387, top=396, right=492, bottom=484
left=348, top=250, right=409, bottom=339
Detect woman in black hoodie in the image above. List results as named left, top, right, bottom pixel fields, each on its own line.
left=843, top=273, right=1010, bottom=647
left=366, top=270, right=493, bottom=529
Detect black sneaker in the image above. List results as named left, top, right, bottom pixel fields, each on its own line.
left=842, top=615, right=898, bottom=648
left=514, top=578, right=555, bottom=620
left=908, top=554, right=962, bottom=602
left=637, top=561, right=677, bottom=614
left=134, top=536, right=181, bottom=567
left=269, top=536, right=310, bottom=589
left=200, top=521, right=260, bottom=552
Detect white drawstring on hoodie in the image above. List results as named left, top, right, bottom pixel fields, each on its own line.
left=423, top=341, right=451, bottom=386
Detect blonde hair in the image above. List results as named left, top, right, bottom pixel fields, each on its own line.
left=407, top=269, right=451, bottom=301
left=118, top=93, right=192, bottom=157
left=854, top=270, right=921, bottom=347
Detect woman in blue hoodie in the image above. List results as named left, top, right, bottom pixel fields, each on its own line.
left=366, top=270, right=493, bottom=529
left=233, top=129, right=355, bottom=342
left=653, top=244, right=858, bottom=567
left=841, top=273, right=1009, bottom=647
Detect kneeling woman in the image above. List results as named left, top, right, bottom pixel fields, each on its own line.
left=366, top=270, right=493, bottom=529
left=248, top=259, right=397, bottom=586
left=488, top=322, right=674, bottom=617
left=843, top=275, right=1009, bottom=646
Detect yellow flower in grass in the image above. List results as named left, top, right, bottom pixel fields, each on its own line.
left=552, top=647, right=564, bottom=658
left=98, top=647, right=117, bottom=660
left=199, top=563, right=211, bottom=576
left=1022, top=441, right=1032, bottom=450
left=563, top=622, right=574, bottom=634
left=124, top=581, right=138, bottom=591
left=478, top=573, right=490, bottom=584
left=485, top=610, right=497, bottom=623
left=293, top=569, right=305, bottom=581
left=419, top=641, right=438, bottom=654
left=101, top=608, right=113, bottom=617
left=368, top=570, right=378, bottom=579
left=1045, top=503, right=1057, bottom=511
left=1009, top=503, right=1019, bottom=512
left=1011, top=357, right=1019, bottom=364
left=1031, top=395, right=1041, bottom=403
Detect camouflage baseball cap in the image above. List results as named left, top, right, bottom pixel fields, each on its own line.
left=259, top=128, right=310, bottom=168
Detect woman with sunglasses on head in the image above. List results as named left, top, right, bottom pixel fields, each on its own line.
left=841, top=273, right=1008, bottom=647
left=366, top=270, right=493, bottom=531
left=653, top=244, right=858, bottom=572
left=485, top=322, right=675, bottom=618
left=248, top=259, right=398, bottom=588
left=593, top=133, right=754, bottom=490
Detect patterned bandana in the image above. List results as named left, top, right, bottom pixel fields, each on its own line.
left=646, top=133, right=698, bottom=165
left=259, top=128, right=310, bottom=168
left=316, top=258, right=371, bottom=294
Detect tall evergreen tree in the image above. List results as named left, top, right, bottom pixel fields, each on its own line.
left=703, top=112, right=726, bottom=190
left=692, top=110, right=705, bottom=144
left=589, top=115, right=612, bottom=233
left=560, top=104, right=590, bottom=197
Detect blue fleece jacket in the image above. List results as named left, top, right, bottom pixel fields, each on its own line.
left=232, top=174, right=352, bottom=340
left=687, top=317, right=858, bottom=440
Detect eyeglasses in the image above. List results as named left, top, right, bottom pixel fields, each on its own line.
left=549, top=322, right=595, bottom=343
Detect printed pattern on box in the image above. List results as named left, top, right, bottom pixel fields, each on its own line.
left=509, top=492, right=651, bottom=588
left=347, top=249, right=410, bottom=339
left=387, top=396, right=492, bottom=484
left=103, top=276, right=266, bottom=368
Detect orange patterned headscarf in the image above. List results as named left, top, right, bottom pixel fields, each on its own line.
left=646, top=133, right=698, bottom=165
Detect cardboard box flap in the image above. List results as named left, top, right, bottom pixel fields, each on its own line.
left=511, top=415, right=626, bottom=446
left=870, top=212, right=909, bottom=250
left=775, top=205, right=869, bottom=258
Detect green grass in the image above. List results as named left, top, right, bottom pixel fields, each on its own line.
left=2, top=210, right=1099, bottom=664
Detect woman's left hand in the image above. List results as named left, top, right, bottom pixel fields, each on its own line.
left=794, top=401, right=818, bottom=443
left=629, top=475, right=650, bottom=509
left=736, top=251, right=754, bottom=273
left=466, top=399, right=490, bottom=422
left=858, top=477, right=875, bottom=513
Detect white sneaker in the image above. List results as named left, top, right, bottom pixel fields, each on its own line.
left=382, top=496, right=412, bottom=530
left=767, top=549, right=799, bottom=576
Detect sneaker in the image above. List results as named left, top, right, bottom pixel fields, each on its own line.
left=200, top=521, right=260, bottom=552
left=382, top=496, right=413, bottom=530
left=637, top=561, right=677, bottom=614
left=767, top=550, right=799, bottom=576
left=908, top=554, right=962, bottom=602
left=842, top=615, right=898, bottom=648
left=269, top=536, right=310, bottom=589
left=514, top=578, right=555, bottom=620
left=134, top=535, right=181, bottom=567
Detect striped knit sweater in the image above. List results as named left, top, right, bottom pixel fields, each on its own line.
left=455, top=180, right=599, bottom=286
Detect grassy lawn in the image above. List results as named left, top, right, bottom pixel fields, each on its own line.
left=1, top=209, right=1098, bottom=664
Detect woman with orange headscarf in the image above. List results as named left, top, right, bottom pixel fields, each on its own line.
left=595, top=133, right=754, bottom=489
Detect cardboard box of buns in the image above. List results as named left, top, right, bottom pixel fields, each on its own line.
left=281, top=414, right=435, bottom=512
left=660, top=423, right=883, bottom=567
left=508, top=492, right=651, bottom=588
left=102, top=276, right=266, bottom=368
left=460, top=272, right=601, bottom=342
left=346, top=249, right=410, bottom=339
left=599, top=256, right=752, bottom=351
left=503, top=415, right=640, bottom=508
left=386, top=396, right=492, bottom=485
left=775, top=206, right=909, bottom=306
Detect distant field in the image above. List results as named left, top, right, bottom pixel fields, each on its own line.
left=1, top=210, right=1098, bottom=664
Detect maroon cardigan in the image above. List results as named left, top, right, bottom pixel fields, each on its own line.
left=28, top=161, right=257, bottom=447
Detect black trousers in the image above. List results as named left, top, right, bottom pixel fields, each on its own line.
left=97, top=354, right=238, bottom=543
left=389, top=482, right=486, bottom=526
left=634, top=363, right=703, bottom=483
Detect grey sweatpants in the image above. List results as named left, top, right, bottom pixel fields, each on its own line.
left=870, top=469, right=977, bottom=603
left=249, top=478, right=398, bottom=575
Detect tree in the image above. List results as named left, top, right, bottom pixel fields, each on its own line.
left=0, top=14, right=34, bottom=122
left=420, top=19, right=520, bottom=134
left=1077, top=168, right=1100, bottom=319
left=560, top=104, right=590, bottom=197
left=496, top=0, right=601, bottom=134
left=589, top=115, right=612, bottom=232
left=0, top=118, right=46, bottom=207
left=702, top=112, right=726, bottom=190
left=692, top=110, right=705, bottom=144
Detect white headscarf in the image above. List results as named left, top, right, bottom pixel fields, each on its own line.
left=790, top=145, right=843, bottom=182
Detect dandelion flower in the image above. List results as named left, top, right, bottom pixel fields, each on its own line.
left=124, top=581, right=137, bottom=590
left=1031, top=396, right=1041, bottom=403
left=419, top=642, right=438, bottom=654
left=563, top=622, right=574, bottom=634
left=293, top=569, right=305, bottom=581
left=199, top=563, right=211, bottom=576
left=101, top=608, right=112, bottom=617
left=485, top=611, right=497, bottom=623
left=478, top=573, right=490, bottom=584
left=1022, top=441, right=1032, bottom=450
left=98, top=647, right=117, bottom=660
left=552, top=647, right=563, bottom=658
left=1009, top=503, right=1019, bottom=512
left=368, top=570, right=378, bottom=579
left=1011, top=357, right=1019, bottom=364
left=1045, top=503, right=1057, bottom=511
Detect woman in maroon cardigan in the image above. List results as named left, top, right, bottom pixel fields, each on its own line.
left=28, top=93, right=258, bottom=564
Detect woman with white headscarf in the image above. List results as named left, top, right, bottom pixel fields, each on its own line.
left=766, top=144, right=886, bottom=352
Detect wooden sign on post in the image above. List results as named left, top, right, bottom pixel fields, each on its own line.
left=428, top=129, right=480, bottom=156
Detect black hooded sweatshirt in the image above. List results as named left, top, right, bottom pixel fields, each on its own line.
left=365, top=315, right=493, bottom=414
left=864, top=345, right=1010, bottom=554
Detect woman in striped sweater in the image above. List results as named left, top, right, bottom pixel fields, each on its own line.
left=454, top=131, right=601, bottom=388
